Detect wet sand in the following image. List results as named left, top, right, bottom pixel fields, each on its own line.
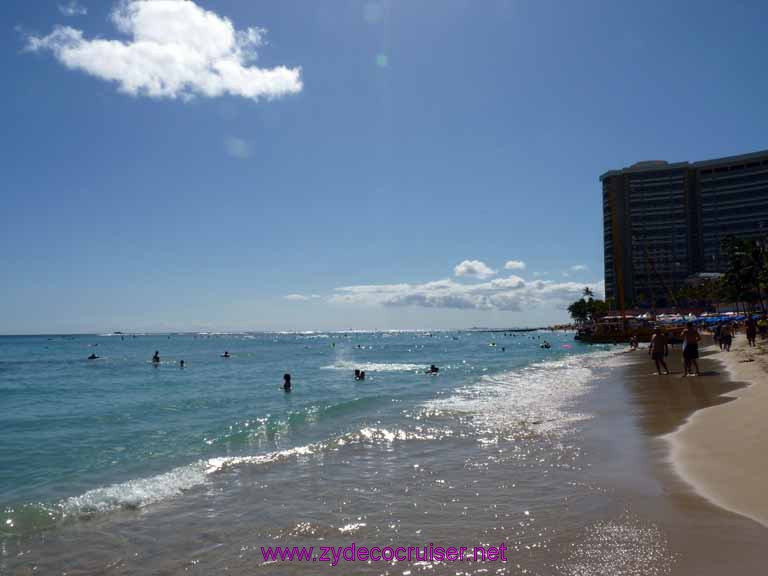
left=667, top=334, right=768, bottom=528
left=617, top=336, right=768, bottom=574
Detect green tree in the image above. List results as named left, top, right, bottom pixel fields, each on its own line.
left=568, top=299, right=589, bottom=323
left=568, top=293, right=609, bottom=324
left=721, top=236, right=767, bottom=312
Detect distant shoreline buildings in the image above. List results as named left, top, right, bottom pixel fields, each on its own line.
left=601, top=149, right=768, bottom=307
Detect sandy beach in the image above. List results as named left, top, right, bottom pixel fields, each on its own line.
left=667, top=334, right=768, bottom=528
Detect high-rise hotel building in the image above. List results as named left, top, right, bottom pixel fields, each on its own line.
left=601, top=150, right=768, bottom=307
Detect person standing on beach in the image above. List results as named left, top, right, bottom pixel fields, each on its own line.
left=720, top=323, right=733, bottom=352
left=649, top=329, right=670, bottom=375
left=745, top=316, right=758, bottom=347
left=681, top=323, right=701, bottom=377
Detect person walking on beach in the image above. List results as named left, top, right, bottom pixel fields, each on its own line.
left=648, top=329, right=670, bottom=375
left=745, top=316, right=758, bottom=347
left=720, top=323, right=733, bottom=352
left=681, top=323, right=701, bottom=377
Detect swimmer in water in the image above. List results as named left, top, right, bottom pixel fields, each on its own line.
left=359, top=370, right=366, bottom=381
left=222, top=351, right=231, bottom=358
left=88, top=353, right=99, bottom=360
left=426, top=364, right=439, bottom=375
left=152, top=351, right=160, bottom=364
left=354, top=369, right=361, bottom=380
left=283, top=373, right=292, bottom=392
left=180, top=360, right=185, bottom=368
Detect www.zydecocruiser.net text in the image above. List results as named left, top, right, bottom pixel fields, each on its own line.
left=261, top=543, right=509, bottom=566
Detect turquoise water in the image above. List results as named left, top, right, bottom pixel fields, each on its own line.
left=0, top=330, right=589, bottom=536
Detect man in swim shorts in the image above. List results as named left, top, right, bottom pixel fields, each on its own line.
left=681, top=322, right=701, bottom=377
left=648, top=328, right=670, bottom=375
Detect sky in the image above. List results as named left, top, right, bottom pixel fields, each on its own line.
left=1, top=0, right=767, bottom=334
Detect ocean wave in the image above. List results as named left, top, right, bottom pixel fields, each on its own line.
left=53, top=425, right=444, bottom=521
left=205, top=396, right=389, bottom=447
left=62, top=462, right=211, bottom=515
left=421, top=349, right=618, bottom=437
left=322, top=360, right=427, bottom=372
left=336, top=425, right=448, bottom=445
left=58, top=445, right=322, bottom=518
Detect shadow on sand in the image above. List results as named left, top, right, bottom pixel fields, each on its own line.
left=623, top=345, right=749, bottom=437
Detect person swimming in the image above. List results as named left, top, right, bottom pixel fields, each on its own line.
left=426, top=364, right=439, bottom=374
left=222, top=351, right=231, bottom=358
left=152, top=351, right=160, bottom=363
left=354, top=369, right=362, bottom=380
left=87, top=353, right=99, bottom=360
left=541, top=341, right=551, bottom=349
left=283, top=373, right=292, bottom=392
left=179, top=360, right=185, bottom=368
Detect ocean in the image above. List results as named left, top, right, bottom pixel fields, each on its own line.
left=0, top=331, right=684, bottom=574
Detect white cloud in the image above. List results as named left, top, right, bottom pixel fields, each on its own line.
left=59, top=1, right=87, bottom=16
left=570, top=264, right=588, bottom=272
left=284, top=294, right=320, bottom=301
left=330, top=276, right=604, bottom=312
left=27, top=0, right=302, bottom=101
left=225, top=136, right=251, bottom=159
left=504, top=260, right=526, bottom=271
left=453, top=259, right=496, bottom=280
left=284, top=294, right=308, bottom=301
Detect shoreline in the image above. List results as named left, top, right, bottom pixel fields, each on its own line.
left=607, top=339, right=768, bottom=574
left=666, top=335, right=768, bottom=527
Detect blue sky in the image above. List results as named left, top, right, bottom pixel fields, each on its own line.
left=2, top=0, right=767, bottom=334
